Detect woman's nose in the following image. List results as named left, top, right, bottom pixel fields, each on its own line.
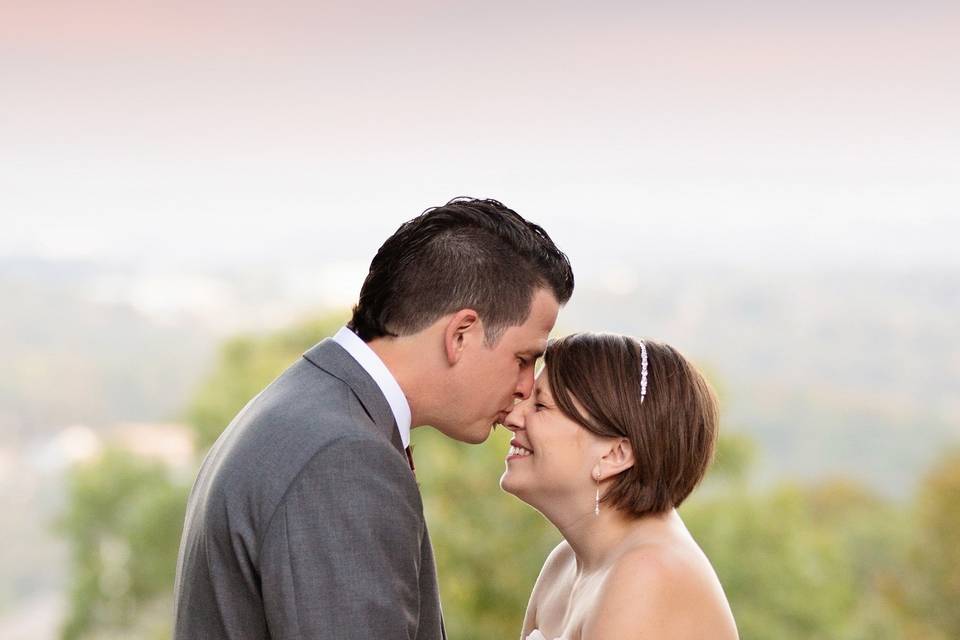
left=502, top=397, right=531, bottom=432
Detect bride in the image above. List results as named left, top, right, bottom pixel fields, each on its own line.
left=500, top=332, right=739, bottom=640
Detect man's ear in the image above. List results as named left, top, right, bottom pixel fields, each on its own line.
left=443, top=309, right=481, bottom=365
left=599, top=438, right=635, bottom=480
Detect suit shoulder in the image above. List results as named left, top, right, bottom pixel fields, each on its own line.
left=298, top=432, right=414, bottom=486
left=262, top=432, right=421, bottom=544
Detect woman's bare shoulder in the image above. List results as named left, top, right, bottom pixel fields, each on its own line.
left=541, top=540, right=575, bottom=577
left=530, top=540, right=576, bottom=602
left=522, top=541, right=577, bottom=638
left=583, top=541, right=739, bottom=639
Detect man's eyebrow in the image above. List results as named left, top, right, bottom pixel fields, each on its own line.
left=519, top=348, right=546, bottom=359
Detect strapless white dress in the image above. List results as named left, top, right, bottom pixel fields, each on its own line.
left=526, top=631, right=562, bottom=640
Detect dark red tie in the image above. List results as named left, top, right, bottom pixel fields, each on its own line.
left=405, top=445, right=416, bottom=473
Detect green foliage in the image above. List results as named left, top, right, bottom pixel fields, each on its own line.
left=683, top=471, right=944, bottom=640
left=56, top=449, right=189, bottom=640
left=908, top=447, right=960, bottom=638
left=709, top=430, right=757, bottom=483
left=186, top=312, right=348, bottom=448
left=685, top=483, right=855, bottom=639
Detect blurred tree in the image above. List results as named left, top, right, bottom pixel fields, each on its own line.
left=684, top=481, right=857, bottom=639
left=709, top=430, right=757, bottom=484
left=804, top=478, right=924, bottom=640
left=683, top=466, right=939, bottom=640
left=57, top=449, right=189, bottom=640
left=907, top=446, right=960, bottom=638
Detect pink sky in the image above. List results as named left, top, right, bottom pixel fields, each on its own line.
left=2, top=1, right=958, bottom=270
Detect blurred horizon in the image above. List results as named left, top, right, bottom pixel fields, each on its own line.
left=4, top=253, right=957, bottom=497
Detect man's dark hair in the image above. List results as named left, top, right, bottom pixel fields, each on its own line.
left=348, top=197, right=574, bottom=345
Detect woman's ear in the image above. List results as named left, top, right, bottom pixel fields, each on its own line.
left=443, top=309, right=481, bottom=365
left=600, top=438, right=635, bottom=480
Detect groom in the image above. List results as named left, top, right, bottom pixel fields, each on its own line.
left=173, top=198, right=574, bottom=639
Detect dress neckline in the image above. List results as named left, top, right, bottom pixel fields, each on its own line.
left=526, top=630, right=562, bottom=640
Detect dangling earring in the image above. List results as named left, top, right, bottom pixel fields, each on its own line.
left=593, top=466, right=601, bottom=516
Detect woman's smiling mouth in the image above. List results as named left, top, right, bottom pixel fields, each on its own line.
left=507, top=440, right=534, bottom=459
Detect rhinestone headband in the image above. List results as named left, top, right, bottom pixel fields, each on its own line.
left=639, top=340, right=649, bottom=404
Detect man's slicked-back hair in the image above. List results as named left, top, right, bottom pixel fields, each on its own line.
left=348, top=197, right=574, bottom=345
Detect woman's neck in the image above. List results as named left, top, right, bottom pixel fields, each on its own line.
left=546, top=500, right=678, bottom=573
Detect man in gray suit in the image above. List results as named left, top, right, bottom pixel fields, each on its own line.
left=173, top=198, right=574, bottom=639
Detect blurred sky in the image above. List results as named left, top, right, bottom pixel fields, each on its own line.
left=3, top=0, right=958, bottom=279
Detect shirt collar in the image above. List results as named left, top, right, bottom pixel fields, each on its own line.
left=331, top=326, right=412, bottom=448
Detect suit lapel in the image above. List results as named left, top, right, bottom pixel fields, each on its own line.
left=302, top=339, right=405, bottom=457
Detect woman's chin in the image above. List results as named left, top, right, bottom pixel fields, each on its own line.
left=499, top=471, right=516, bottom=495
left=500, top=470, right=522, bottom=493
left=500, top=472, right=535, bottom=504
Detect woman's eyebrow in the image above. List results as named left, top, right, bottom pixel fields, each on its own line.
left=534, top=387, right=553, bottom=402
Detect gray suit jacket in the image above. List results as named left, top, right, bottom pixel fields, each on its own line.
left=174, top=339, right=445, bottom=640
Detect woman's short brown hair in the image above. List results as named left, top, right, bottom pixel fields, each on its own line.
left=544, top=332, right=719, bottom=517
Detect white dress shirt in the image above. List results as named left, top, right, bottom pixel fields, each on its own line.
left=331, top=326, right=412, bottom=449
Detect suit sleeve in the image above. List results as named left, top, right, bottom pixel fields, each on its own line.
left=259, top=435, right=425, bottom=639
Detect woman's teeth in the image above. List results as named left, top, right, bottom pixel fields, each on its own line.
left=509, top=445, right=533, bottom=457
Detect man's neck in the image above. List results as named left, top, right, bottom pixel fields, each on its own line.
left=367, top=336, right=434, bottom=429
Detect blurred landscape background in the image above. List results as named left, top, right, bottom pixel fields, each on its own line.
left=2, top=1, right=958, bottom=638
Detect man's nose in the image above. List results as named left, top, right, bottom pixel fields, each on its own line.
left=514, top=366, right=535, bottom=400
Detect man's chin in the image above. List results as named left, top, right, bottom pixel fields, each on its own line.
left=462, top=424, right=493, bottom=445
left=433, top=422, right=492, bottom=445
